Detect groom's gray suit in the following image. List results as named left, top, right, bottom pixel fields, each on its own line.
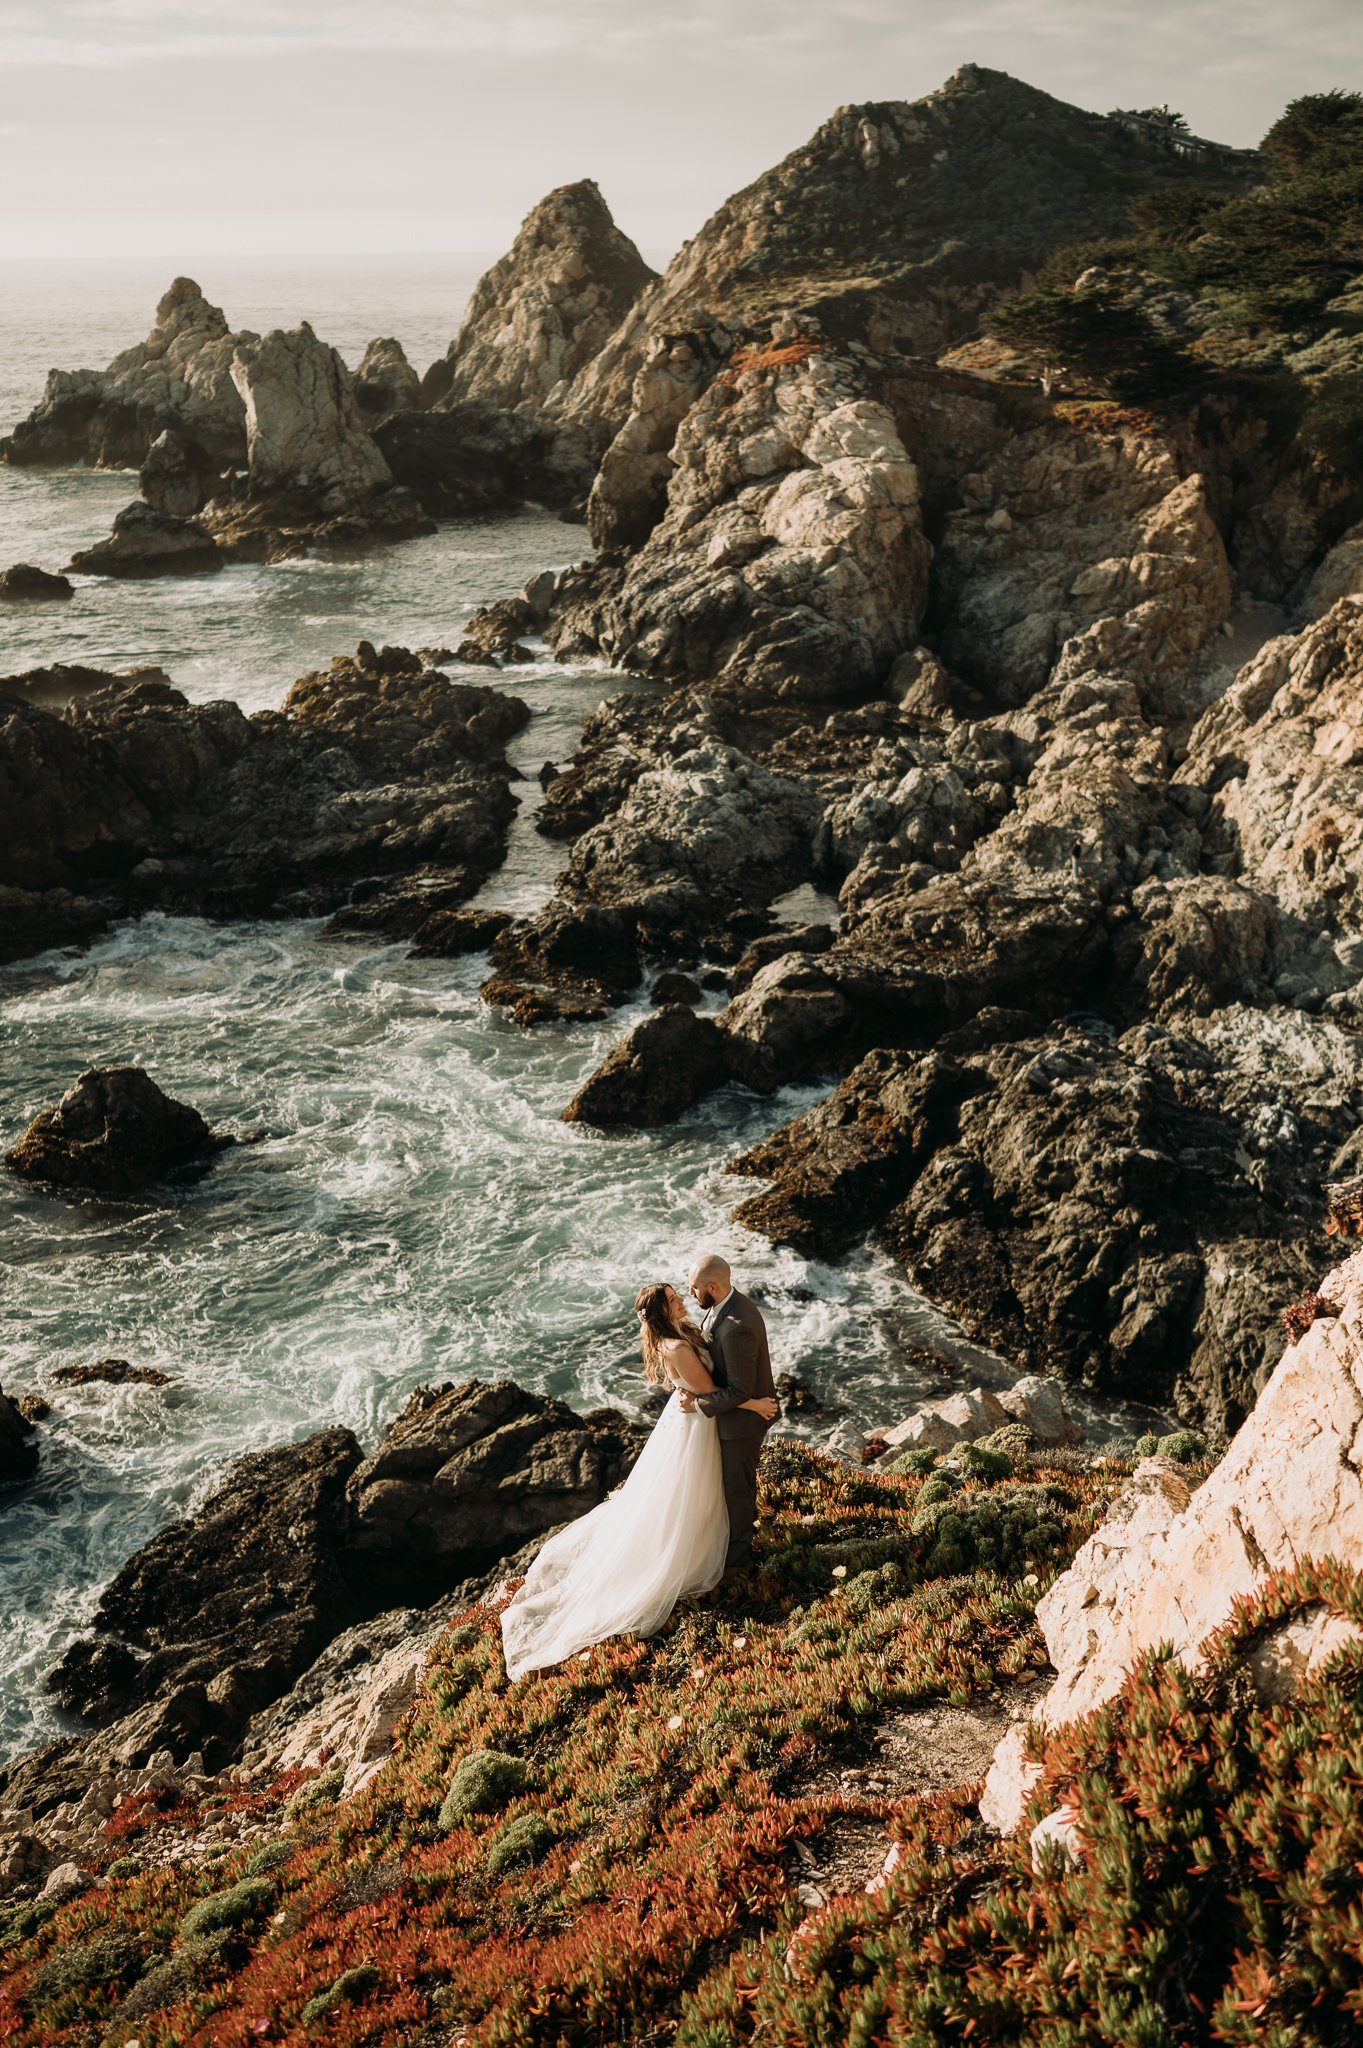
left=695, top=1288, right=775, bottom=1571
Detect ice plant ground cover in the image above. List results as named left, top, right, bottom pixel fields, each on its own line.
left=3, top=1443, right=1360, bottom=2044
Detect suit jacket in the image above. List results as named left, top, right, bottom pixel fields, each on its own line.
left=696, top=1288, right=775, bottom=1441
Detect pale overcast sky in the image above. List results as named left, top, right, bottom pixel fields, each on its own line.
left=2, top=0, right=1354, bottom=263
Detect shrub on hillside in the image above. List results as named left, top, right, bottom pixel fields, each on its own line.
left=438, top=1748, right=529, bottom=1830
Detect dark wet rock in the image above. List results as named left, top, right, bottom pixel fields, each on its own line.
left=373, top=402, right=560, bottom=517
left=346, top=1379, right=646, bottom=1585
left=407, top=906, right=515, bottom=956
left=69, top=501, right=222, bottom=579
left=0, top=882, right=111, bottom=965
left=4, top=1066, right=233, bottom=1196
left=728, top=924, right=835, bottom=994
left=50, top=1360, right=174, bottom=1388
left=491, top=899, right=643, bottom=1003
left=31, top=1380, right=645, bottom=1771
left=460, top=571, right=558, bottom=657
left=138, top=426, right=219, bottom=518
left=0, top=660, right=172, bottom=710
left=562, top=1005, right=727, bottom=1126
left=728, top=1048, right=967, bottom=1255
left=0, top=645, right=529, bottom=960
left=480, top=975, right=609, bottom=1026
left=877, top=1022, right=1337, bottom=1431
left=0, top=563, right=72, bottom=601
left=0, top=1385, right=38, bottom=1489
left=774, top=1373, right=824, bottom=1414
left=721, top=953, right=852, bottom=1090
left=651, top=971, right=701, bottom=1007
left=46, top=1428, right=364, bottom=1762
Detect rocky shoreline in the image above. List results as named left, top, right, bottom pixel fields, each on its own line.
left=3, top=66, right=1363, bottom=2019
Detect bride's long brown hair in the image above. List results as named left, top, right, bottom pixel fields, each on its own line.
left=634, top=1282, right=709, bottom=1386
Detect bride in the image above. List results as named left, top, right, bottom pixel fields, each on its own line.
left=500, top=1281, right=778, bottom=1679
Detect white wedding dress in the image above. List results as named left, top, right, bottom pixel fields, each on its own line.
left=500, top=1389, right=729, bottom=1679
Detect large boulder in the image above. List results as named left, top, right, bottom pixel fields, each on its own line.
left=5, top=1066, right=233, bottom=1196
left=727, top=1048, right=966, bottom=1254
left=878, top=1018, right=1340, bottom=1428
left=931, top=431, right=1230, bottom=704
left=373, top=400, right=559, bottom=516
left=46, top=1428, right=364, bottom=1764
left=345, top=1380, right=645, bottom=1582
left=227, top=322, right=395, bottom=517
left=68, top=500, right=222, bottom=578
left=0, top=564, right=72, bottom=601
left=433, top=179, right=655, bottom=418
left=561, top=743, right=823, bottom=922
left=138, top=426, right=219, bottom=517
left=1180, top=599, right=1363, bottom=954
left=981, top=1243, right=1363, bottom=1832
left=562, top=1005, right=727, bottom=1128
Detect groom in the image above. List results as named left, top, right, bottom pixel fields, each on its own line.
left=680, top=1254, right=776, bottom=1582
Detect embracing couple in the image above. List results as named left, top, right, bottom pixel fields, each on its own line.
left=500, top=1255, right=779, bottom=1681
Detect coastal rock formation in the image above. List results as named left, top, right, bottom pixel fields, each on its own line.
left=4, top=1066, right=233, bottom=1196
left=4, top=283, right=433, bottom=550
left=552, top=336, right=934, bottom=699
left=433, top=180, right=655, bottom=418
left=0, top=564, right=71, bottom=601
left=43, top=1380, right=645, bottom=1767
left=346, top=1379, right=645, bottom=1585
left=931, top=433, right=1231, bottom=702
left=68, top=501, right=222, bottom=578
left=981, top=1242, right=1363, bottom=1833
left=562, top=65, right=1244, bottom=442
left=1181, top=598, right=1363, bottom=949
left=562, top=743, right=822, bottom=925
left=47, top=1428, right=364, bottom=1762
left=1, top=276, right=249, bottom=470
left=353, top=336, right=421, bottom=421
left=0, top=645, right=530, bottom=952
left=227, top=322, right=394, bottom=517
left=562, top=1006, right=727, bottom=1127
left=373, top=400, right=562, bottom=517
left=138, top=426, right=219, bottom=518
left=0, top=1386, right=38, bottom=1490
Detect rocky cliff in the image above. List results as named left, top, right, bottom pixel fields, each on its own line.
left=429, top=179, right=655, bottom=418
left=561, top=65, right=1254, bottom=443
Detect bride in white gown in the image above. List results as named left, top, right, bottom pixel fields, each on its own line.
left=500, top=1282, right=779, bottom=1679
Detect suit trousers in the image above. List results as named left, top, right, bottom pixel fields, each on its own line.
left=719, top=1427, right=764, bottom=1569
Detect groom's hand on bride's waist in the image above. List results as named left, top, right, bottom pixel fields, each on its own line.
left=678, top=1389, right=698, bottom=1412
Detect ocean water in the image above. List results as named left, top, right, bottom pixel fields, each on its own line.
left=0, top=256, right=1015, bottom=1765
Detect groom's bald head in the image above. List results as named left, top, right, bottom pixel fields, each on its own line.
left=689, top=1253, right=731, bottom=1308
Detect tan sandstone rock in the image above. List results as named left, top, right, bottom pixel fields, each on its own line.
left=228, top=323, right=394, bottom=516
